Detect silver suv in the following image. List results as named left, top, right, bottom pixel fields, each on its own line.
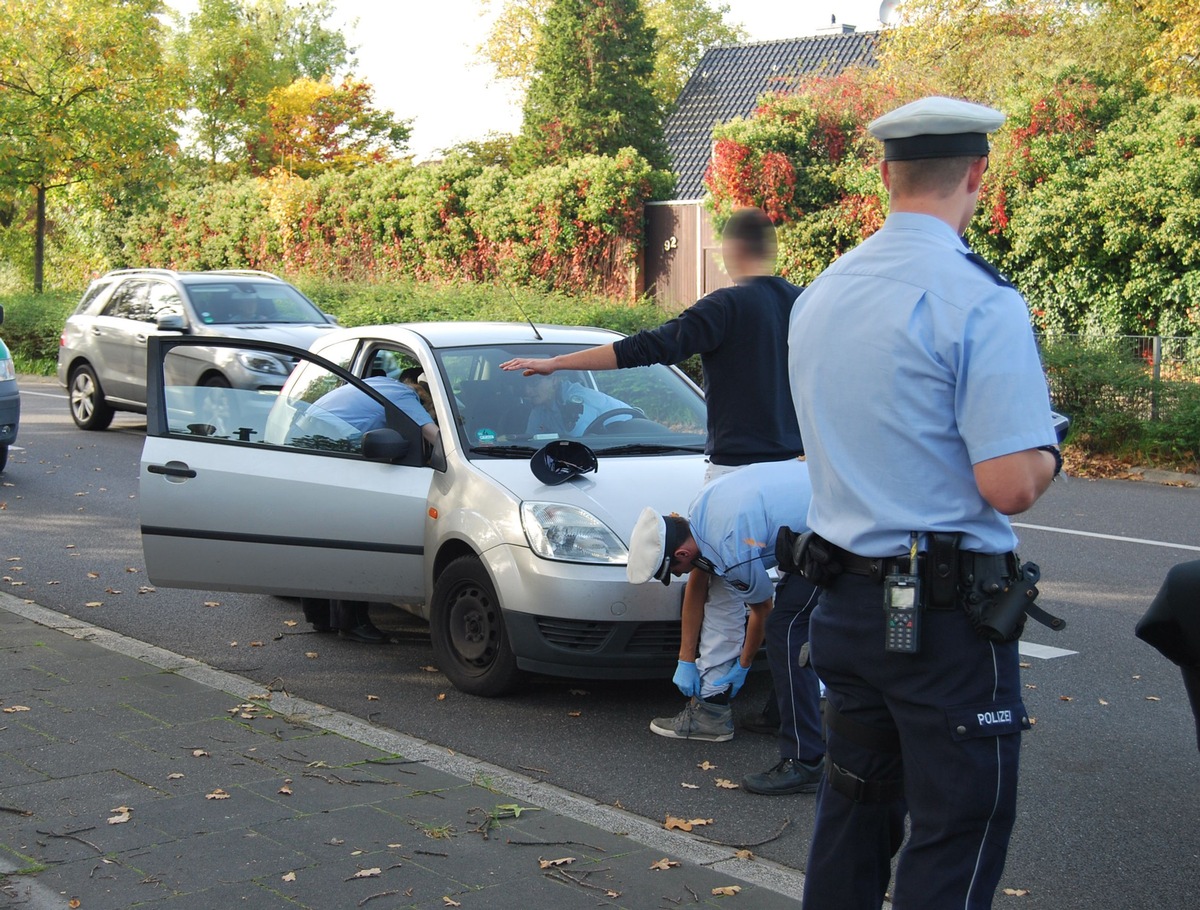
left=58, top=269, right=338, bottom=430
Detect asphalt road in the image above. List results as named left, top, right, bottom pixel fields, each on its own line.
left=4, top=377, right=1198, bottom=908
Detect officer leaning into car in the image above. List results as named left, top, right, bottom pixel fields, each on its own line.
left=627, top=458, right=826, bottom=795
left=786, top=97, right=1063, bottom=910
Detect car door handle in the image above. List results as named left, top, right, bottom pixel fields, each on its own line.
left=136, top=333, right=148, bottom=343
left=146, top=462, right=197, bottom=479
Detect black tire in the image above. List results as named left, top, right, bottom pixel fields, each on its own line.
left=69, top=364, right=115, bottom=431
left=430, top=555, right=521, bottom=697
left=0, top=443, right=7, bottom=473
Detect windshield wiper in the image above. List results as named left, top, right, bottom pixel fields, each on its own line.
left=594, top=443, right=705, bottom=456
left=467, top=444, right=538, bottom=458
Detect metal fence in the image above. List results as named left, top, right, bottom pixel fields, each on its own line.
left=1037, top=334, right=1200, bottom=424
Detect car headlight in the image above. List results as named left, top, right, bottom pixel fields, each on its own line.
left=235, top=350, right=289, bottom=376
left=521, top=502, right=629, bottom=564
left=0, top=357, right=14, bottom=382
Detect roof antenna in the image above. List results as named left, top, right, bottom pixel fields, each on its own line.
left=505, top=284, right=543, bottom=340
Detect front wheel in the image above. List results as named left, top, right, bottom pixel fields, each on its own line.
left=0, top=443, right=7, bottom=473
left=430, top=556, right=522, bottom=697
left=69, top=364, right=115, bottom=431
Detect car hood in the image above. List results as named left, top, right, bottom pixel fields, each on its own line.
left=195, top=323, right=338, bottom=347
left=467, top=454, right=707, bottom=545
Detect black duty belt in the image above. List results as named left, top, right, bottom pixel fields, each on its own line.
left=835, top=548, right=1017, bottom=586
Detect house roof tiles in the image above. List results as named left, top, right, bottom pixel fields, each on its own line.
left=665, top=31, right=878, bottom=200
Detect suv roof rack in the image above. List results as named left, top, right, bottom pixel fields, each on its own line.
left=99, top=268, right=284, bottom=282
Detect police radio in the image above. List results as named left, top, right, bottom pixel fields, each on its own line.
left=883, top=534, right=922, bottom=654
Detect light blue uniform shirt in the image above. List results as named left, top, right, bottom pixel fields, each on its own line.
left=788, top=212, right=1057, bottom=556
left=689, top=459, right=812, bottom=604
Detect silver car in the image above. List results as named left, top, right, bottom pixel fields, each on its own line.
left=138, top=323, right=710, bottom=696
left=57, top=268, right=338, bottom=430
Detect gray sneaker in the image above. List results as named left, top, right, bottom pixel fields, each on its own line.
left=742, top=757, right=825, bottom=795
left=650, top=697, right=734, bottom=742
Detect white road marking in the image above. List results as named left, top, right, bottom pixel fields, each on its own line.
left=1013, top=522, right=1200, bottom=553
left=1019, top=642, right=1077, bottom=660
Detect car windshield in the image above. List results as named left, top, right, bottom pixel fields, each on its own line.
left=185, top=281, right=327, bottom=326
left=434, top=343, right=708, bottom=456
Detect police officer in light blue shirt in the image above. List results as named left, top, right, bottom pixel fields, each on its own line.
left=788, top=97, right=1062, bottom=910
left=628, top=459, right=826, bottom=794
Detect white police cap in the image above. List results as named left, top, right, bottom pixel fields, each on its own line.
left=869, top=96, right=1005, bottom=161
left=627, top=507, right=689, bottom=586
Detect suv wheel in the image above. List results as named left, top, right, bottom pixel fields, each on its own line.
left=69, top=364, right=115, bottom=431
left=431, top=556, right=522, bottom=697
left=0, top=443, right=7, bottom=473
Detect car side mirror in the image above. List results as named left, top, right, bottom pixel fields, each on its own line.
left=156, top=312, right=186, bottom=332
left=362, top=427, right=410, bottom=462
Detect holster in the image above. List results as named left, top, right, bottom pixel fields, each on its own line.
left=963, top=560, right=1066, bottom=642
left=775, top=528, right=843, bottom=587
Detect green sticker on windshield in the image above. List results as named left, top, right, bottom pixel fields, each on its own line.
left=476, top=428, right=496, bottom=444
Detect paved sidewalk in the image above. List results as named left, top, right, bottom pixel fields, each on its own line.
left=0, top=594, right=806, bottom=909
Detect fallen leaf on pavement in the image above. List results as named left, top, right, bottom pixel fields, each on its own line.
left=665, top=816, right=712, bottom=831
left=1002, top=888, right=1031, bottom=896
left=715, top=779, right=739, bottom=789
left=85, top=601, right=102, bottom=608
left=1146, top=696, right=1161, bottom=701
left=204, top=601, right=221, bottom=607
left=167, top=773, right=184, bottom=780
left=351, top=868, right=382, bottom=879
left=437, top=693, right=446, bottom=700
left=192, top=749, right=209, bottom=758
left=107, top=806, right=132, bottom=824
left=1099, top=699, right=1109, bottom=706
left=539, top=857, right=575, bottom=869
left=421, top=665, right=438, bottom=672
left=712, top=885, right=741, bottom=896
left=281, top=872, right=296, bottom=882
left=206, top=788, right=230, bottom=800
left=279, top=784, right=293, bottom=796
left=367, top=694, right=379, bottom=701
left=305, top=652, right=319, bottom=659
left=734, top=849, right=754, bottom=860
left=3, top=705, right=30, bottom=713
left=443, top=899, right=461, bottom=907
left=567, top=710, right=581, bottom=717
left=1059, top=696, right=1073, bottom=702
left=697, top=760, right=718, bottom=770
left=650, top=858, right=680, bottom=871
left=284, top=619, right=298, bottom=627
left=681, top=782, right=699, bottom=789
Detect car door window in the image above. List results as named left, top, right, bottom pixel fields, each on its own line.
left=147, top=281, right=183, bottom=320
left=103, top=280, right=152, bottom=322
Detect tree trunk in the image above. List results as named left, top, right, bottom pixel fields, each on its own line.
left=34, top=184, right=46, bottom=294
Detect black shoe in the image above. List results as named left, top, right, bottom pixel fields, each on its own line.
left=739, top=711, right=781, bottom=735
left=340, top=623, right=386, bottom=644
left=742, top=757, right=825, bottom=795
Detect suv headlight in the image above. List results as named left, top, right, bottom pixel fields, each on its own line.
left=235, top=350, right=289, bottom=376
left=521, top=502, right=628, bottom=564
left=0, top=357, right=14, bottom=382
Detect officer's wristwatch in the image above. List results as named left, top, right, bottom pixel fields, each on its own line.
left=1036, top=444, right=1063, bottom=478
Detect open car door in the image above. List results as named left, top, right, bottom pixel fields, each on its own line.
left=139, top=336, right=435, bottom=601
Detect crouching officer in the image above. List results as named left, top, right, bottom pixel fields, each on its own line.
left=627, top=458, right=826, bottom=793
left=787, top=96, right=1064, bottom=910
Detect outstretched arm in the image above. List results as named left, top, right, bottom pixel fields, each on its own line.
left=500, top=344, right=619, bottom=376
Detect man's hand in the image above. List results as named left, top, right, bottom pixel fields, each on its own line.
left=500, top=357, right=556, bottom=376
left=712, top=662, right=750, bottom=697
left=673, top=660, right=701, bottom=697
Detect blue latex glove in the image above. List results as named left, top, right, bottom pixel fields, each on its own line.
left=672, top=660, right=701, bottom=697
left=712, top=662, right=750, bottom=697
